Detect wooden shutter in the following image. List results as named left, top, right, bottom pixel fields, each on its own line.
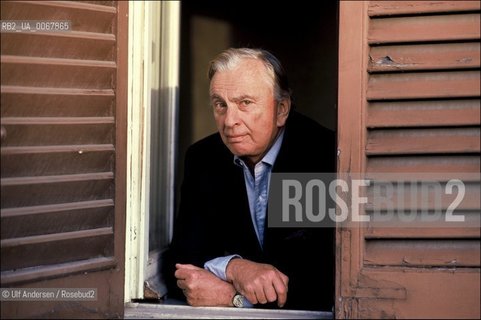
left=0, top=1, right=127, bottom=318
left=337, top=1, right=480, bottom=318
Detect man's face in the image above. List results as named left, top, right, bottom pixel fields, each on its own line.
left=210, top=59, right=289, bottom=165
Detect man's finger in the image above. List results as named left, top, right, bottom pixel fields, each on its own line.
left=272, top=276, right=288, bottom=307
left=176, top=263, right=200, bottom=270
left=243, top=290, right=258, bottom=305
left=176, top=279, right=186, bottom=289
left=175, top=266, right=195, bottom=280
left=264, top=283, right=277, bottom=303
left=255, top=288, right=268, bottom=304
left=277, top=270, right=289, bottom=287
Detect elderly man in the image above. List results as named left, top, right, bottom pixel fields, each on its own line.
left=165, top=48, right=335, bottom=311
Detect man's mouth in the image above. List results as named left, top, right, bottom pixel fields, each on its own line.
left=225, top=134, right=246, bottom=143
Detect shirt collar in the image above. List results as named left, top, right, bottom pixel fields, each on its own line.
left=234, top=127, right=285, bottom=168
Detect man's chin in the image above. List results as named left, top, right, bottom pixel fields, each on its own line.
left=227, top=145, right=250, bottom=157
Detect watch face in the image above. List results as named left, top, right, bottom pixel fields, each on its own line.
left=233, top=294, right=244, bottom=308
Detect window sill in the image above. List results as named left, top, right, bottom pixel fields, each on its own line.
left=124, top=302, right=333, bottom=319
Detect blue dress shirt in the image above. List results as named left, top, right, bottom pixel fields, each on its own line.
left=204, top=128, right=285, bottom=306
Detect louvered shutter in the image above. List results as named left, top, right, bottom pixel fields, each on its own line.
left=1, top=1, right=127, bottom=318
left=338, top=1, right=480, bottom=318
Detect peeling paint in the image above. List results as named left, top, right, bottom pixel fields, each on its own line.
left=457, top=57, right=473, bottom=64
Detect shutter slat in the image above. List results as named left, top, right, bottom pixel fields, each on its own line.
left=2, top=123, right=114, bottom=146
left=367, top=71, right=480, bottom=100
left=366, top=156, right=480, bottom=173
left=368, top=100, right=480, bottom=128
left=365, top=182, right=480, bottom=211
left=2, top=151, right=113, bottom=177
left=1, top=63, right=115, bottom=89
left=1, top=227, right=113, bottom=248
left=1, top=230, right=113, bottom=270
left=369, top=1, right=481, bottom=17
left=365, top=227, right=480, bottom=239
left=1, top=179, right=112, bottom=208
left=1, top=145, right=114, bottom=157
left=1, top=85, right=114, bottom=96
left=1, top=172, right=113, bottom=186
left=0, top=256, right=117, bottom=286
left=1, top=144, right=114, bottom=155
left=2, top=203, right=114, bottom=239
left=1, top=33, right=114, bottom=60
left=18, top=0, right=117, bottom=13
left=369, top=43, right=480, bottom=72
left=1, top=55, right=116, bottom=68
left=1, top=1, right=116, bottom=34
left=369, top=14, right=480, bottom=44
left=366, top=128, right=480, bottom=155
left=1, top=94, right=114, bottom=117
left=1, top=117, right=115, bottom=125
left=364, top=239, right=480, bottom=267
left=1, top=199, right=114, bottom=217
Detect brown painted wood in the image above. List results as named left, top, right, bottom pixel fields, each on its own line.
left=1, top=117, right=114, bottom=125
left=1, top=227, right=113, bottom=247
left=364, top=239, right=480, bottom=267
left=365, top=227, right=480, bottom=239
left=1, top=1, right=127, bottom=317
left=369, top=43, right=480, bottom=72
left=1, top=94, right=114, bottom=117
left=1, top=123, right=114, bottom=146
left=1, top=269, right=124, bottom=318
left=369, top=14, right=480, bottom=44
left=1, top=206, right=113, bottom=239
left=1, top=1, right=115, bottom=34
left=369, top=1, right=481, bottom=17
left=365, top=182, right=481, bottom=211
left=337, top=2, right=369, bottom=318
left=18, top=0, right=117, bottom=13
left=1, top=180, right=112, bottom=208
left=366, top=128, right=480, bottom=155
left=367, top=100, right=481, bottom=128
left=1, top=33, right=115, bottom=60
left=1, top=85, right=115, bottom=96
left=367, top=71, right=480, bottom=100
left=358, top=270, right=480, bottom=319
left=0, top=256, right=117, bottom=285
left=1, top=172, right=114, bottom=186
left=1, top=199, right=114, bottom=218
left=0, top=55, right=116, bottom=68
left=1, top=63, right=115, bottom=88
left=366, top=155, right=481, bottom=173
left=1, top=144, right=115, bottom=154
left=339, top=3, right=481, bottom=318
left=1, top=151, right=113, bottom=177
left=1, top=232, right=114, bottom=270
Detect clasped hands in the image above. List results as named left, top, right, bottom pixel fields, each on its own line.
left=175, top=258, right=288, bottom=308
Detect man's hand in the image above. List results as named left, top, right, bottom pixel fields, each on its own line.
left=175, top=263, right=236, bottom=307
left=226, top=259, right=289, bottom=307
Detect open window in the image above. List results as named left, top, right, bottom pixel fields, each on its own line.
left=124, top=0, right=339, bottom=317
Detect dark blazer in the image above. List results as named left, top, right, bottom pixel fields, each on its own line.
left=164, top=111, right=336, bottom=311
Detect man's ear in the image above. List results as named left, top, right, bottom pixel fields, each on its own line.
left=276, top=98, right=291, bottom=127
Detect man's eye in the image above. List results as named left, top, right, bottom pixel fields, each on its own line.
left=241, top=100, right=252, bottom=106
left=214, top=102, right=226, bottom=108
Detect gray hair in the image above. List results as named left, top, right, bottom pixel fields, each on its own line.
left=208, top=48, right=291, bottom=102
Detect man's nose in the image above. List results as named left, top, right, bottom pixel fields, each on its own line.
left=224, top=105, right=240, bottom=128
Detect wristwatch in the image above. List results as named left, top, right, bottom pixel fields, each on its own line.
left=232, top=293, right=245, bottom=308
